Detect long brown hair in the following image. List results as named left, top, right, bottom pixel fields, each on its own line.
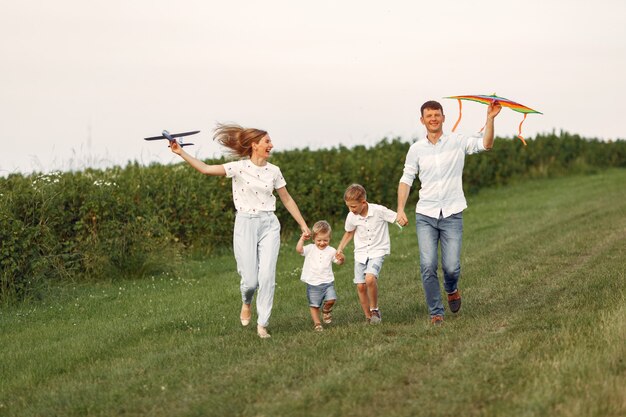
left=213, top=123, right=268, bottom=158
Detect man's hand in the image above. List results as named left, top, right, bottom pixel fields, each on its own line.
left=488, top=101, right=502, bottom=119
left=397, top=212, right=409, bottom=227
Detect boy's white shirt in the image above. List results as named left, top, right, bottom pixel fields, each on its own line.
left=223, top=160, right=286, bottom=213
left=345, top=203, right=397, bottom=263
left=300, top=245, right=337, bottom=286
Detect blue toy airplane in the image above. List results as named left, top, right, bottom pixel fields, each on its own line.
left=144, top=130, right=200, bottom=147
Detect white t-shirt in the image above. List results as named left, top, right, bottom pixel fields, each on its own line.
left=300, top=245, right=337, bottom=286
left=344, top=203, right=397, bottom=263
left=223, top=160, right=287, bottom=213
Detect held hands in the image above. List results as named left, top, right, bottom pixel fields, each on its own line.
left=334, top=251, right=345, bottom=265
left=396, top=212, right=409, bottom=227
left=301, top=226, right=312, bottom=240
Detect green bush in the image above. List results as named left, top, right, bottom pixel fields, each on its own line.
left=1, top=132, right=625, bottom=301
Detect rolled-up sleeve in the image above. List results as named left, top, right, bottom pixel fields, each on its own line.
left=399, top=145, right=418, bottom=186
left=463, top=133, right=486, bottom=155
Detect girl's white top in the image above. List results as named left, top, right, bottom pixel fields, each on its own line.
left=223, top=160, right=287, bottom=213
left=300, top=245, right=337, bottom=286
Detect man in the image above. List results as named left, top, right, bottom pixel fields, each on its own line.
left=396, top=100, right=501, bottom=325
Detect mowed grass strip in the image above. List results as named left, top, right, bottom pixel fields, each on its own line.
left=1, top=169, right=625, bottom=417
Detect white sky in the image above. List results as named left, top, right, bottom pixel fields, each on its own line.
left=2, top=0, right=625, bottom=175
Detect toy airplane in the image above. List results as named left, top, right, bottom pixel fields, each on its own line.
left=144, top=130, right=200, bottom=147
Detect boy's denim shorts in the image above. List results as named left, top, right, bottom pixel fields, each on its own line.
left=353, top=256, right=386, bottom=284
left=306, top=282, right=337, bottom=308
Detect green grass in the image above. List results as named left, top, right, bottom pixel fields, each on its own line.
left=1, top=170, right=625, bottom=417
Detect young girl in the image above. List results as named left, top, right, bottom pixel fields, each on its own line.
left=296, top=220, right=343, bottom=331
left=171, top=124, right=311, bottom=338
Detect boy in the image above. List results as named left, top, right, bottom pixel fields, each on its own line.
left=336, top=184, right=398, bottom=324
left=296, top=220, right=344, bottom=331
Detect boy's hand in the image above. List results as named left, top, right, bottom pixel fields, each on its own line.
left=300, top=231, right=311, bottom=241
left=335, top=251, right=345, bottom=264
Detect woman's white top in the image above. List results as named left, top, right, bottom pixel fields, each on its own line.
left=223, top=160, right=287, bottom=213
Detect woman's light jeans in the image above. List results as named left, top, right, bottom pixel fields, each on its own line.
left=234, top=211, right=281, bottom=327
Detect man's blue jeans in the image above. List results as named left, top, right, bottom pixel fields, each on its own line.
left=415, top=212, right=463, bottom=317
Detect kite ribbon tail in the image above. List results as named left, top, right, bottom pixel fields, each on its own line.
left=451, top=99, right=462, bottom=132
left=517, top=114, right=528, bottom=146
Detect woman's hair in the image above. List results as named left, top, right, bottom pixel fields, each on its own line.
left=213, top=123, right=268, bottom=157
left=344, top=184, right=367, bottom=202
left=312, top=220, right=331, bottom=237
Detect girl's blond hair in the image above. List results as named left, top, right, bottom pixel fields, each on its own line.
left=213, top=123, right=268, bottom=158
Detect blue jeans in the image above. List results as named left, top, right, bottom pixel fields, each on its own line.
left=415, top=212, right=463, bottom=317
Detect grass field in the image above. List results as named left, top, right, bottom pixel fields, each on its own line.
left=1, top=170, right=625, bottom=417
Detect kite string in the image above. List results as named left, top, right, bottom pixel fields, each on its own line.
left=451, top=99, right=462, bottom=132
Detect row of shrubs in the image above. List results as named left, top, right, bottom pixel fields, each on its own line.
left=2, top=131, right=625, bottom=301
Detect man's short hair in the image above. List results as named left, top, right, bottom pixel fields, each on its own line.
left=420, top=100, right=444, bottom=116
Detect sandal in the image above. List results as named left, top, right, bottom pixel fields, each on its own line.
left=257, top=325, right=271, bottom=339
left=322, top=305, right=333, bottom=324
left=314, top=324, right=323, bottom=332
left=240, top=304, right=251, bottom=326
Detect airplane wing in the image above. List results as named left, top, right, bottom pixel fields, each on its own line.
left=144, top=130, right=201, bottom=141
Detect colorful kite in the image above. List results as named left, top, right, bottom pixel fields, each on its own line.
left=444, top=94, right=542, bottom=145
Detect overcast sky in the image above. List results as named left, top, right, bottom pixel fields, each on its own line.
left=2, top=0, right=625, bottom=175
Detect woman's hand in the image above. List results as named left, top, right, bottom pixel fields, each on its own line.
left=170, top=140, right=183, bottom=155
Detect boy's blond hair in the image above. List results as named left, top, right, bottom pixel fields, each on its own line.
left=312, top=220, right=332, bottom=237
left=344, top=184, right=367, bottom=202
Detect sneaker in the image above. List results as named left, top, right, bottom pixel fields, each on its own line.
left=431, top=315, right=444, bottom=326
left=369, top=309, right=382, bottom=324
left=447, top=290, right=462, bottom=313
left=257, top=325, right=271, bottom=339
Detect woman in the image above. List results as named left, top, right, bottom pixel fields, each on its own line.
left=171, top=124, right=311, bottom=338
